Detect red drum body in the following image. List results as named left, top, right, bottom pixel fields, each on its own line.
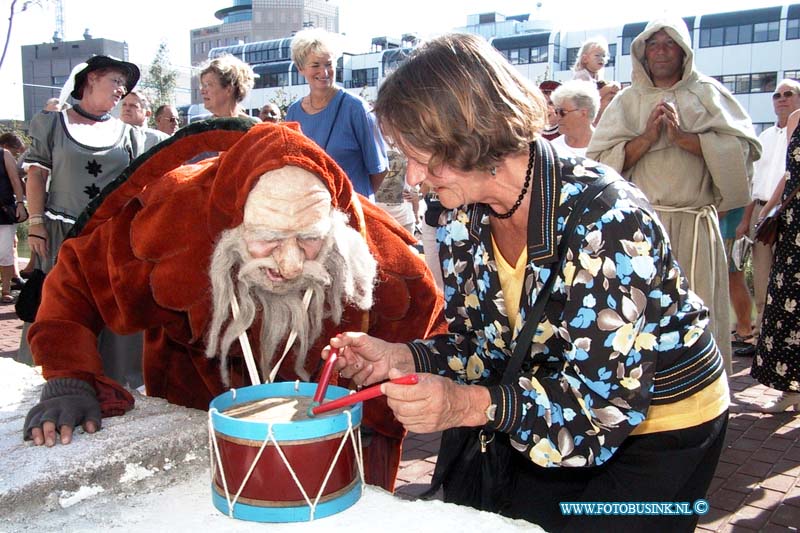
left=209, top=382, right=363, bottom=522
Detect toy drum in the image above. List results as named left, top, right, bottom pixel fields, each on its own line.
left=208, top=381, right=363, bottom=522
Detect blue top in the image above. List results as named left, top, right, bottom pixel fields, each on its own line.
left=287, top=90, right=388, bottom=199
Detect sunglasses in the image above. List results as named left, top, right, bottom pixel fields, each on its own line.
left=555, top=108, right=580, bottom=118
left=773, top=90, right=796, bottom=100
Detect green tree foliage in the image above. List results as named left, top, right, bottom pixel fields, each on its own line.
left=142, top=41, right=177, bottom=124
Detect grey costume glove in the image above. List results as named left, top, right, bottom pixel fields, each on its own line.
left=23, top=378, right=102, bottom=441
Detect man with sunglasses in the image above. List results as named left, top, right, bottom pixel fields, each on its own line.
left=154, top=104, right=181, bottom=135
left=732, top=79, right=800, bottom=357
left=589, top=18, right=761, bottom=375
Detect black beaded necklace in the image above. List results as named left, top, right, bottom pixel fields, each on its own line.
left=73, top=104, right=112, bottom=122
left=488, top=142, right=535, bottom=219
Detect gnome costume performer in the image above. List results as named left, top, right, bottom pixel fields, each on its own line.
left=23, top=120, right=446, bottom=491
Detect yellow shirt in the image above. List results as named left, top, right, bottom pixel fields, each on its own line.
left=492, top=236, right=527, bottom=332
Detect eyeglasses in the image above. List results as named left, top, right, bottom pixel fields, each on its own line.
left=162, top=117, right=180, bottom=123
left=773, top=90, right=796, bottom=100
left=109, top=77, right=127, bottom=93
left=555, top=108, right=580, bottom=118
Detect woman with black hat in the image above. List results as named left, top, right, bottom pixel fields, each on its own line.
left=19, top=55, right=145, bottom=388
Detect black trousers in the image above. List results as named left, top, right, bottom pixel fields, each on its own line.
left=499, top=411, right=728, bottom=532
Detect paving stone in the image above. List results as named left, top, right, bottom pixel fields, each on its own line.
left=728, top=504, right=772, bottom=530
left=770, top=503, right=800, bottom=528
left=737, top=460, right=774, bottom=478
left=761, top=437, right=795, bottom=453
left=725, top=473, right=762, bottom=495
left=744, top=488, right=787, bottom=510
left=760, top=473, right=797, bottom=493
left=709, top=488, right=747, bottom=512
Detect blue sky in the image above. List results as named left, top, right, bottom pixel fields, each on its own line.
left=0, top=0, right=776, bottom=119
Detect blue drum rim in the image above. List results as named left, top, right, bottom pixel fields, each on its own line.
left=209, top=382, right=363, bottom=441
left=210, top=479, right=362, bottom=522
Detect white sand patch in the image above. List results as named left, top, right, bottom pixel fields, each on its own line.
left=120, top=463, right=158, bottom=483
left=59, top=484, right=104, bottom=508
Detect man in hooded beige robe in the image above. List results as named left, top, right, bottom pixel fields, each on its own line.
left=588, top=18, right=761, bottom=373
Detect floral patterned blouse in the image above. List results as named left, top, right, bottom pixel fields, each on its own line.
left=408, top=148, right=723, bottom=468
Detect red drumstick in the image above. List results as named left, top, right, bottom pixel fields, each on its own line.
left=310, top=374, right=419, bottom=416
left=312, top=347, right=339, bottom=404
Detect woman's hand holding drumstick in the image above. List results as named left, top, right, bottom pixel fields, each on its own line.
left=322, top=332, right=415, bottom=387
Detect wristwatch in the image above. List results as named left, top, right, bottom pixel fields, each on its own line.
left=485, top=402, right=497, bottom=423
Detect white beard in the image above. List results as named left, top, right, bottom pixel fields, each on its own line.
left=205, top=210, right=377, bottom=383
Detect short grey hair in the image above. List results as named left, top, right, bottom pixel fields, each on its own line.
left=777, top=78, right=800, bottom=93
left=291, top=28, right=341, bottom=69
left=551, top=80, right=601, bottom=121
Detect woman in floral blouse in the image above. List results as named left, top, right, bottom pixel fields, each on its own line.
left=326, top=34, right=728, bottom=531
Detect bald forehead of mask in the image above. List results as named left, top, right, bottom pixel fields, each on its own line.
left=243, top=166, right=333, bottom=237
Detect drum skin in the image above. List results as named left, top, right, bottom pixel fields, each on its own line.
left=209, top=382, right=363, bottom=522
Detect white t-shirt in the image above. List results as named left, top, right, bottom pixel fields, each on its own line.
left=751, top=124, right=788, bottom=202
left=550, top=135, right=588, bottom=159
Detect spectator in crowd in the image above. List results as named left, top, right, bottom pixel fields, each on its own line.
left=419, top=181, right=444, bottom=290
left=154, top=104, right=180, bottom=135
left=259, top=102, right=282, bottom=123
left=21, top=121, right=445, bottom=493
left=549, top=80, right=600, bottom=158
left=734, top=79, right=800, bottom=357
left=198, top=54, right=258, bottom=121
left=327, top=33, right=729, bottom=531
left=286, top=28, right=388, bottom=200
left=20, top=55, right=146, bottom=388
left=572, top=37, right=620, bottom=124
left=374, top=149, right=417, bottom=235
left=720, top=206, right=755, bottom=353
left=0, top=132, right=28, bottom=288
left=120, top=89, right=170, bottom=151
left=751, top=108, right=800, bottom=412
left=44, top=97, right=63, bottom=112
left=0, top=140, right=27, bottom=302
left=538, top=80, right=561, bottom=141
left=588, top=18, right=761, bottom=373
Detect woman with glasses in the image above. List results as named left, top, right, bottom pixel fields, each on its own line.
left=325, top=33, right=728, bottom=531
left=20, top=55, right=145, bottom=388
left=549, top=80, right=600, bottom=158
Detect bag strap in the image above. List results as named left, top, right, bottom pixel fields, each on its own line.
left=776, top=178, right=800, bottom=215
left=501, top=168, right=617, bottom=384
left=321, top=92, right=345, bottom=151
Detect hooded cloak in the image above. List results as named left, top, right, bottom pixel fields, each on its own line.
left=587, top=18, right=761, bottom=371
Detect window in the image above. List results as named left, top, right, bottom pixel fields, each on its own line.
left=788, top=18, right=800, bottom=40
left=753, top=21, right=779, bottom=42
left=350, top=67, right=378, bottom=87
left=700, top=21, right=778, bottom=48
left=497, top=45, right=547, bottom=65
left=254, top=71, right=288, bottom=89
left=622, top=36, right=634, bottom=56
left=291, top=69, right=308, bottom=86
left=606, top=43, right=617, bottom=68
left=785, top=69, right=800, bottom=81
left=713, top=71, right=777, bottom=94
left=566, top=47, right=579, bottom=69
left=52, top=75, right=67, bottom=86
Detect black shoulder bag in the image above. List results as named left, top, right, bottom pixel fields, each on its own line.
left=422, top=170, right=618, bottom=513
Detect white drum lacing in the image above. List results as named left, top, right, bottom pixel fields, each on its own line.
left=208, top=382, right=365, bottom=521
